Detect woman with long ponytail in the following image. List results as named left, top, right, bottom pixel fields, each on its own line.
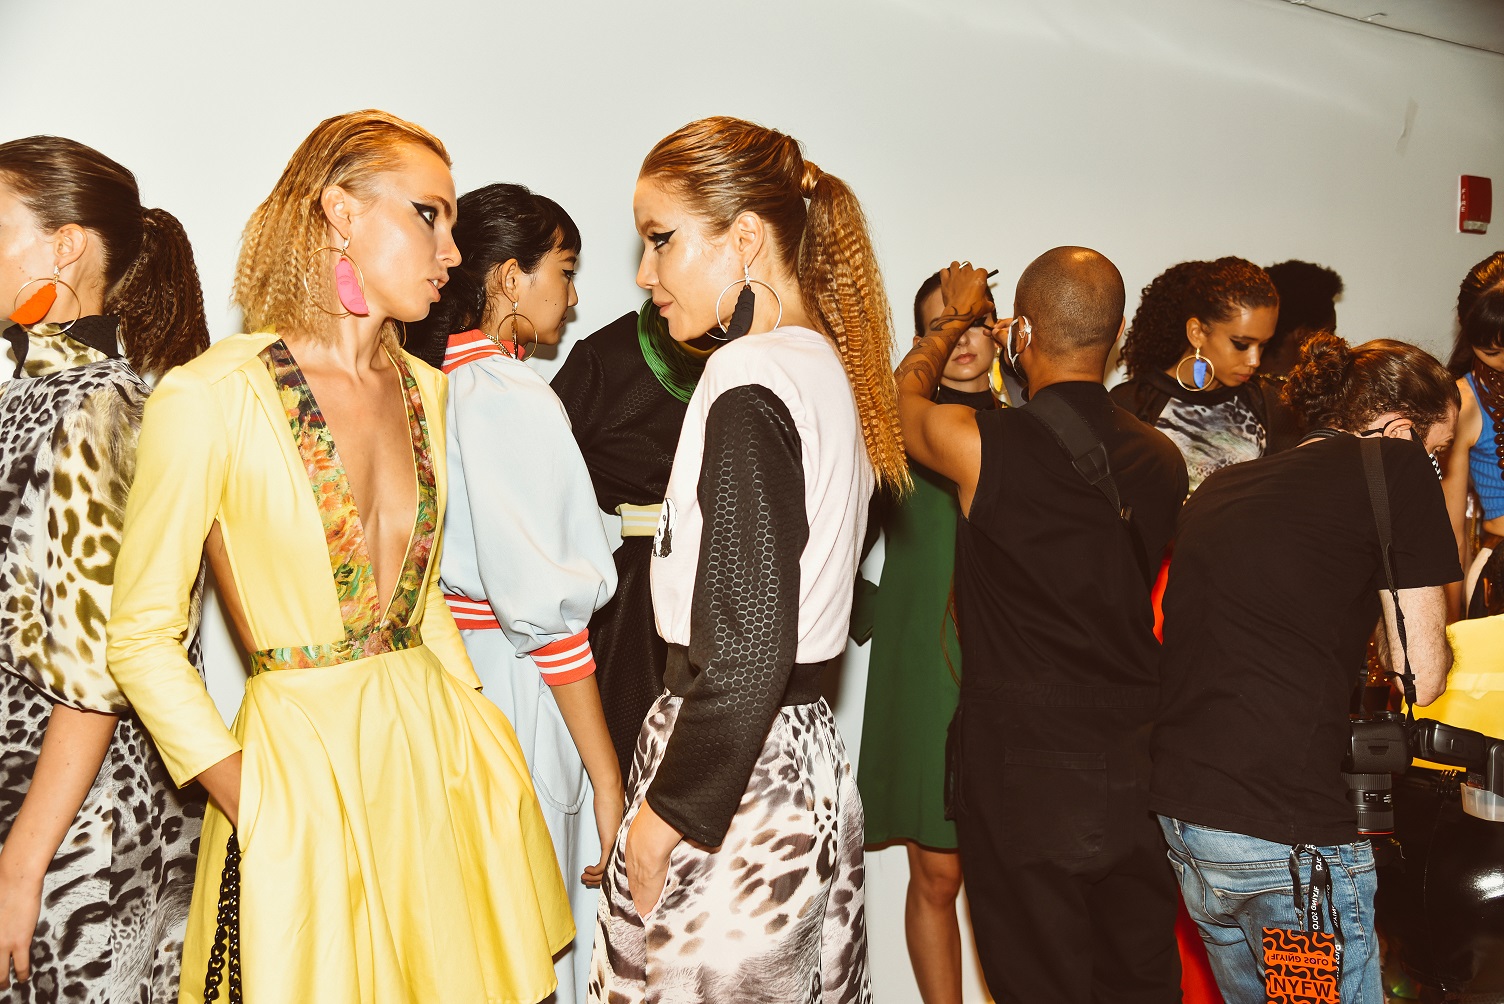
left=590, top=116, right=898, bottom=1000
left=0, top=135, right=208, bottom=1000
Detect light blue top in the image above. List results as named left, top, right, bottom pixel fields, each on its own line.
left=1465, top=371, right=1504, bottom=520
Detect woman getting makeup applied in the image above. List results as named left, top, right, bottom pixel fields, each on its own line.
left=851, top=269, right=1000, bottom=1004
left=410, top=182, right=622, bottom=1004
left=106, top=111, right=572, bottom=1004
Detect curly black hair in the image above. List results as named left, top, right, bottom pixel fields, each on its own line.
left=1120, top=257, right=1279, bottom=379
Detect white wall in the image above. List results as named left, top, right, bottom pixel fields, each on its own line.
left=4, top=1, right=1501, bottom=1001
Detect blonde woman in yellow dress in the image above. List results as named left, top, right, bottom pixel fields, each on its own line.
left=105, top=110, right=573, bottom=1004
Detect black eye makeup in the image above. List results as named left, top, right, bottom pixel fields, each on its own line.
left=1230, top=340, right=1252, bottom=352
left=648, top=230, right=675, bottom=250
left=563, top=269, right=577, bottom=282
left=412, top=202, right=438, bottom=227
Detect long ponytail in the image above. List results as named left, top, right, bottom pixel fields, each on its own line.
left=798, top=167, right=907, bottom=489
left=109, top=207, right=210, bottom=377
left=641, top=116, right=908, bottom=490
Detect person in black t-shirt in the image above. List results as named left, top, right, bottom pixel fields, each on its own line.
left=1152, top=333, right=1462, bottom=1004
left=896, top=251, right=1188, bottom=1004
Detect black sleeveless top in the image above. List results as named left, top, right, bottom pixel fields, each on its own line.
left=955, top=382, right=1186, bottom=708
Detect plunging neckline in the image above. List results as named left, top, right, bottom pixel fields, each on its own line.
left=304, top=355, right=419, bottom=623
left=262, top=338, right=438, bottom=647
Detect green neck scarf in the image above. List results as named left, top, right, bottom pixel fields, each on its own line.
left=636, top=299, right=708, bottom=404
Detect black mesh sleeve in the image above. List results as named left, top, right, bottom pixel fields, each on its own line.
left=645, top=384, right=807, bottom=846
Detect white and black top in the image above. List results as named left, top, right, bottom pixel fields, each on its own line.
left=647, top=326, right=873, bottom=845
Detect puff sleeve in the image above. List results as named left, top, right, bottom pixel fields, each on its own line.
left=450, top=357, right=617, bottom=684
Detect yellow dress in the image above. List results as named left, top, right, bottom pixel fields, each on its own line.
left=106, top=333, right=573, bottom=1004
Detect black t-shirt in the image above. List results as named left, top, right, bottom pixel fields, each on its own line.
left=956, top=382, right=1188, bottom=703
left=1150, top=435, right=1462, bottom=846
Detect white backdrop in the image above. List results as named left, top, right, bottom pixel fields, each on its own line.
left=4, top=1, right=1502, bottom=1000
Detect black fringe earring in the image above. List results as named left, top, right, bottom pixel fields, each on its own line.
left=725, top=281, right=756, bottom=340
left=713, top=265, right=783, bottom=341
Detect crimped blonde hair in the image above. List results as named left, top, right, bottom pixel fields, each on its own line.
left=641, top=116, right=909, bottom=491
left=234, top=109, right=450, bottom=342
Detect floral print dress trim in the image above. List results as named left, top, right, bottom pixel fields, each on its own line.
left=252, top=339, right=437, bottom=672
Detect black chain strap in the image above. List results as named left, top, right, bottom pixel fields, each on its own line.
left=203, top=831, right=242, bottom=1003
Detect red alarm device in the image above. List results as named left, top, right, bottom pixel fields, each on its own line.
left=1460, top=175, right=1492, bottom=235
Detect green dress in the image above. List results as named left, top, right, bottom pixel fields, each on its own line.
left=854, top=385, right=995, bottom=849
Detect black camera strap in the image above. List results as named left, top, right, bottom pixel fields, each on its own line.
left=1358, top=437, right=1419, bottom=718
left=1024, top=391, right=1152, bottom=583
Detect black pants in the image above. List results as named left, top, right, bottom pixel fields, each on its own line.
left=954, top=696, right=1181, bottom=1004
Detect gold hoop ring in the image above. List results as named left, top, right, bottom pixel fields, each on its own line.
left=492, top=310, right=537, bottom=362
left=713, top=277, right=783, bottom=338
left=1173, top=352, right=1216, bottom=392
left=11, top=275, right=81, bottom=333
left=307, top=245, right=366, bottom=318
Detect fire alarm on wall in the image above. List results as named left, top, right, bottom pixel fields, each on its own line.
left=1460, top=175, right=1492, bottom=235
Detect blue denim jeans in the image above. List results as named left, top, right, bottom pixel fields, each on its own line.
left=1157, top=816, right=1382, bottom=1004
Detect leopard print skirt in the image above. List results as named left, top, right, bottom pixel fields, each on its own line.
left=0, top=669, right=204, bottom=1003
left=590, top=692, right=871, bottom=1004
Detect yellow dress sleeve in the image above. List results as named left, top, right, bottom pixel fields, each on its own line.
left=106, top=365, right=241, bottom=786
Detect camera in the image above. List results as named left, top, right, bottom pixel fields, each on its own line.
left=1343, top=711, right=1412, bottom=835
left=1409, top=719, right=1504, bottom=821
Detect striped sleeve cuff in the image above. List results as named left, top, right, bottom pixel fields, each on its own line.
left=532, top=629, right=597, bottom=685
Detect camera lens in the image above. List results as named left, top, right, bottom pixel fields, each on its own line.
left=1344, top=771, right=1395, bottom=835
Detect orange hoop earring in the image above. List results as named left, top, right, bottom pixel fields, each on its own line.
left=9, top=269, right=80, bottom=332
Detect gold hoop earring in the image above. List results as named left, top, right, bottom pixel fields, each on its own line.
left=307, top=239, right=368, bottom=317
left=490, top=302, right=536, bottom=362
left=1174, top=346, right=1216, bottom=392
left=712, top=267, right=783, bottom=341
left=9, top=269, right=81, bottom=332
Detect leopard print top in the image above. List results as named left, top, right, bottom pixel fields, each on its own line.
left=0, top=319, right=205, bottom=1002
left=0, top=320, right=150, bottom=711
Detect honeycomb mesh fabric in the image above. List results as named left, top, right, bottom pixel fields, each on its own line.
left=646, top=384, right=808, bottom=846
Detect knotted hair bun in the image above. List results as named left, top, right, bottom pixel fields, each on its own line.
left=799, top=160, right=823, bottom=198
left=1282, top=330, right=1352, bottom=427
left=1283, top=331, right=1457, bottom=436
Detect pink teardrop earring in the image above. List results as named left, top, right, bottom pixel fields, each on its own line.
left=310, top=237, right=369, bottom=317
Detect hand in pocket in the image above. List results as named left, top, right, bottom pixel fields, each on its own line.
left=624, top=802, right=681, bottom=916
